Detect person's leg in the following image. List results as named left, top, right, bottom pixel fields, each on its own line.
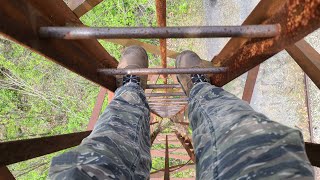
left=189, top=82, right=314, bottom=179
left=49, top=46, right=151, bottom=179
left=175, top=50, right=314, bottom=179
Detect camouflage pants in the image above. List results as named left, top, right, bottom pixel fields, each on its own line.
left=189, top=83, right=313, bottom=179
left=49, top=83, right=151, bottom=179
left=49, top=82, right=314, bottom=179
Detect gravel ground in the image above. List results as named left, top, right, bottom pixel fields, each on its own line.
left=305, top=29, right=320, bottom=144
left=203, top=0, right=320, bottom=177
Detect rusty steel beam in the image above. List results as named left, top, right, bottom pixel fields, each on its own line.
left=305, top=142, right=320, bottom=167
left=175, top=132, right=195, bottom=162
left=153, top=112, right=182, bottom=118
left=211, top=0, right=320, bottom=86
left=149, top=102, right=188, bottom=106
left=151, top=121, right=174, bottom=145
left=286, top=39, right=320, bottom=89
left=242, top=65, right=260, bottom=103
left=152, top=141, right=320, bottom=167
left=150, top=121, right=159, bottom=125
left=39, top=25, right=280, bottom=39
left=153, top=141, right=181, bottom=146
left=155, top=0, right=167, bottom=84
left=151, top=131, right=161, bottom=145
left=108, top=39, right=180, bottom=59
left=0, top=167, right=15, bottom=180
left=0, top=0, right=118, bottom=91
left=107, top=90, right=114, bottom=102
left=303, top=74, right=314, bottom=143
left=151, top=149, right=189, bottom=154
left=174, top=105, right=187, bottom=116
left=150, top=111, right=165, bottom=119
left=212, top=0, right=287, bottom=66
left=147, top=84, right=181, bottom=89
left=98, top=67, right=228, bottom=75
left=146, top=92, right=186, bottom=97
left=71, top=0, right=103, bottom=17
left=147, top=88, right=183, bottom=94
left=67, top=0, right=85, bottom=10
left=152, top=86, right=183, bottom=92
left=164, top=135, right=170, bottom=180
left=150, top=163, right=195, bottom=178
left=87, top=87, right=107, bottom=130
left=148, top=98, right=188, bottom=102
left=0, top=131, right=91, bottom=166
left=156, top=137, right=179, bottom=142
left=174, top=122, right=189, bottom=126
left=151, top=151, right=190, bottom=161
left=161, top=38, right=167, bottom=84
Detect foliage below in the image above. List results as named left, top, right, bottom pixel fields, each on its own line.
left=1, top=0, right=197, bottom=179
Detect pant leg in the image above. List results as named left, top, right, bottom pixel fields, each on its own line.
left=49, top=83, right=151, bottom=180
left=188, top=82, right=314, bottom=180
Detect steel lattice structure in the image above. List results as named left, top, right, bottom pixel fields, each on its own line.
left=0, top=0, right=320, bottom=179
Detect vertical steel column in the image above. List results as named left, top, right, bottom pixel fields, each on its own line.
left=304, top=74, right=314, bottom=143
left=286, top=40, right=320, bottom=89
left=0, top=167, right=15, bottom=180
left=107, top=90, right=114, bottom=102
left=155, top=0, right=167, bottom=84
left=242, top=65, right=260, bottom=103
left=164, top=135, right=170, bottom=180
left=87, top=87, right=107, bottom=130
left=175, top=132, right=195, bottom=162
left=151, top=128, right=161, bottom=145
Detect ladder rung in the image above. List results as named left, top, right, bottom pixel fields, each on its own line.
left=98, top=67, right=227, bottom=75
left=148, top=98, right=188, bottom=102
left=145, top=92, right=186, bottom=97
left=39, top=25, right=280, bottom=39
left=146, top=84, right=181, bottom=89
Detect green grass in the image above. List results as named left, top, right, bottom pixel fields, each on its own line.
left=0, top=0, right=201, bottom=179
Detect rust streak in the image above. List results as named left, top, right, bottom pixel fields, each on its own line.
left=155, top=0, right=167, bottom=84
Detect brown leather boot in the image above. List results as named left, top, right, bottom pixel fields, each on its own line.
left=175, top=50, right=210, bottom=96
left=116, top=46, right=148, bottom=89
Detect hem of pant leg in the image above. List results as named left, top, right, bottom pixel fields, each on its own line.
left=189, top=82, right=211, bottom=101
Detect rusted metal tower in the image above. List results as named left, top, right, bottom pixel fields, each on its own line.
left=0, top=0, right=320, bottom=179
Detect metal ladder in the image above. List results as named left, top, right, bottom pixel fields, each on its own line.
left=38, top=24, right=279, bottom=118
left=0, top=0, right=319, bottom=179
